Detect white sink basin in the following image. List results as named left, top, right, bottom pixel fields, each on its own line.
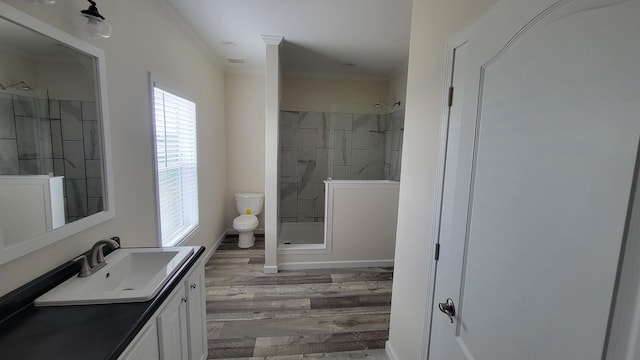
left=35, top=247, right=195, bottom=306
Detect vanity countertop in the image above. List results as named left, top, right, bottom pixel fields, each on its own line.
left=0, top=246, right=205, bottom=360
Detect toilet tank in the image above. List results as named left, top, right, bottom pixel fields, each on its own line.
left=235, top=193, right=264, bottom=216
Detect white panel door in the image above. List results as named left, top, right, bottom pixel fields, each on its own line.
left=430, top=0, right=640, bottom=359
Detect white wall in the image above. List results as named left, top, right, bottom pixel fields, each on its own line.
left=282, top=76, right=390, bottom=114
left=388, top=66, right=408, bottom=108
left=387, top=0, right=497, bottom=358
left=0, top=0, right=227, bottom=296
left=0, top=51, right=96, bottom=101
left=224, top=73, right=265, bottom=228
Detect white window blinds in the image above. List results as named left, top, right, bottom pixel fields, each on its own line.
left=152, top=85, right=199, bottom=247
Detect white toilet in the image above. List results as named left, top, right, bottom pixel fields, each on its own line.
left=232, top=193, right=264, bottom=248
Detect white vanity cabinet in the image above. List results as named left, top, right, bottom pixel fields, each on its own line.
left=185, top=261, right=208, bottom=360
left=118, top=320, right=160, bottom=360
left=118, top=259, right=207, bottom=360
left=158, top=285, right=189, bottom=359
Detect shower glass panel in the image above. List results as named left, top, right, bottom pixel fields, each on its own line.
left=278, top=109, right=404, bottom=247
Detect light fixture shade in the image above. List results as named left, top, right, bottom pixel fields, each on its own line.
left=24, top=0, right=56, bottom=5
left=75, top=0, right=112, bottom=39
left=75, top=13, right=112, bottom=38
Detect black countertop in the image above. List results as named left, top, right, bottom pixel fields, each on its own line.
left=0, top=245, right=205, bottom=360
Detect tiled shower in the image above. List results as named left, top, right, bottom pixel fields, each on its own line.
left=279, top=110, right=404, bottom=223
left=0, top=91, right=103, bottom=223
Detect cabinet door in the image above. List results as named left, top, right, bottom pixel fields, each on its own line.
left=118, top=320, right=160, bottom=360
left=157, top=287, right=188, bottom=360
left=186, top=262, right=207, bottom=360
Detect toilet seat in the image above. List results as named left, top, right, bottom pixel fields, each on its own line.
left=233, top=215, right=258, bottom=230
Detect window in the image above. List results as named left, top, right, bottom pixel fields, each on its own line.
left=152, top=80, right=198, bottom=247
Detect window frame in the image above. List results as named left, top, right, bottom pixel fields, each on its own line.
left=149, top=74, right=199, bottom=247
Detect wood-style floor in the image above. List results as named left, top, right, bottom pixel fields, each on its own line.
left=205, top=235, right=392, bottom=359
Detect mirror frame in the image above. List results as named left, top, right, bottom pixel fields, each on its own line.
left=0, top=2, right=115, bottom=264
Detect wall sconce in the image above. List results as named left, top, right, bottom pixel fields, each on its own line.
left=75, top=0, right=112, bottom=38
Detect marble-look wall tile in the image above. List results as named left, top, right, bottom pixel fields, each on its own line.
left=35, top=98, right=49, bottom=119
left=49, top=100, right=60, bottom=120
left=87, top=177, right=103, bottom=197
left=352, top=114, right=370, bottom=150
left=13, top=96, right=35, bottom=117
left=63, top=140, right=85, bottom=179
left=296, top=200, right=314, bottom=222
left=280, top=148, right=298, bottom=183
left=390, top=151, right=402, bottom=181
left=15, top=117, right=39, bottom=159
left=314, top=183, right=325, bottom=219
left=85, top=159, right=102, bottom=178
left=0, top=140, right=19, bottom=174
left=20, top=159, right=52, bottom=175
left=297, top=161, right=316, bottom=200
left=0, top=94, right=14, bottom=139
left=280, top=111, right=299, bottom=148
left=66, top=179, right=87, bottom=218
left=60, top=100, right=83, bottom=140
left=391, top=111, right=404, bottom=151
left=278, top=109, right=404, bottom=220
left=53, top=158, right=64, bottom=177
left=351, top=150, right=369, bottom=180
left=384, top=130, right=392, bottom=168
left=81, top=101, right=98, bottom=121
left=333, top=166, right=350, bottom=180
left=87, top=197, right=103, bottom=216
left=333, top=113, right=352, bottom=130
left=315, top=148, right=333, bottom=183
left=299, top=112, right=320, bottom=129
left=316, top=112, right=334, bottom=149
left=369, top=114, right=390, bottom=132
left=39, top=118, right=53, bottom=160
left=298, top=129, right=317, bottom=161
left=83, top=120, right=101, bottom=160
left=334, top=130, right=352, bottom=166
left=368, top=132, right=385, bottom=180
left=280, top=183, right=298, bottom=218
left=51, top=120, right=63, bottom=159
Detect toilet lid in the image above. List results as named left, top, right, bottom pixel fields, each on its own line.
left=233, top=215, right=258, bottom=228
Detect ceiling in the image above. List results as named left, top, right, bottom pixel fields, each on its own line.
left=164, top=0, right=413, bottom=79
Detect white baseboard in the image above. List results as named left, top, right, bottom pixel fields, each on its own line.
left=225, top=227, right=265, bottom=235
left=203, top=230, right=228, bottom=263
left=263, top=265, right=278, bottom=274
left=385, top=341, right=399, bottom=360
left=278, top=259, right=394, bottom=271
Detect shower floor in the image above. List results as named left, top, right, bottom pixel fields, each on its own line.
left=279, top=222, right=324, bottom=245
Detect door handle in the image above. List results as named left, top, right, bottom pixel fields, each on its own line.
left=438, top=298, right=456, bottom=323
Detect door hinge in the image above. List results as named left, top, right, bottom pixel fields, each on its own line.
left=448, top=86, right=454, bottom=107
left=435, top=243, right=440, bottom=261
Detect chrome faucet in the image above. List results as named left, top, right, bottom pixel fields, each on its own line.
left=75, top=238, right=120, bottom=277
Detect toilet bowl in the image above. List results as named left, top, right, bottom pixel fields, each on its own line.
left=232, top=193, right=264, bottom=248
left=233, top=215, right=259, bottom=248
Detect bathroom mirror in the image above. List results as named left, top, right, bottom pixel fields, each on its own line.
left=0, top=3, right=114, bottom=265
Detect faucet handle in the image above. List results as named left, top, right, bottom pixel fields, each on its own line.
left=74, top=255, right=91, bottom=277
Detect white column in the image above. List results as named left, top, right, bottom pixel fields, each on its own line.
left=262, top=35, right=283, bottom=274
